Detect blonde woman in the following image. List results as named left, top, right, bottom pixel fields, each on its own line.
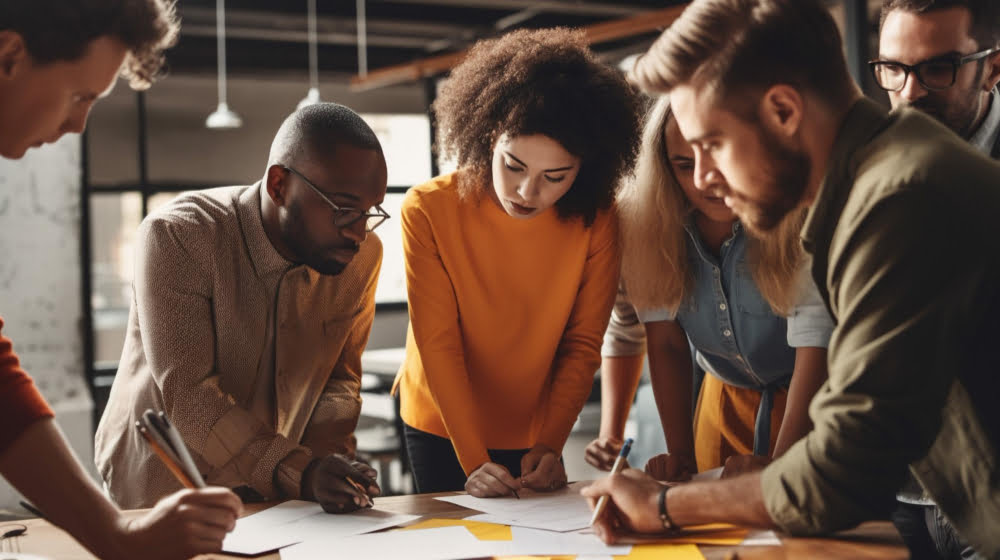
left=585, top=96, right=833, bottom=479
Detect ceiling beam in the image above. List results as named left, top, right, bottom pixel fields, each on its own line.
left=181, top=24, right=433, bottom=49
left=367, top=0, right=653, bottom=17
left=349, top=4, right=686, bottom=91
left=180, top=6, right=482, bottom=45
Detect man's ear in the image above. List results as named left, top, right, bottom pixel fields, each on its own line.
left=758, top=84, right=804, bottom=139
left=265, top=164, right=289, bottom=207
left=982, top=49, right=1000, bottom=92
left=0, top=31, right=29, bottom=80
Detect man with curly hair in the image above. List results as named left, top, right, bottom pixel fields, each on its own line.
left=394, top=27, right=643, bottom=497
left=0, top=1, right=242, bottom=559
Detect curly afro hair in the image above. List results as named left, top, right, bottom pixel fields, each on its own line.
left=433, top=27, right=644, bottom=227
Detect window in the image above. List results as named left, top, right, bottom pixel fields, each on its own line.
left=84, top=92, right=433, bottom=383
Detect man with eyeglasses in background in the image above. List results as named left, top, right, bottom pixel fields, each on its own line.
left=873, top=2, right=1000, bottom=557
left=874, top=1, right=1000, bottom=151
left=96, top=102, right=390, bottom=515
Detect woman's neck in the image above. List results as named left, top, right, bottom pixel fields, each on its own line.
left=694, top=212, right=737, bottom=257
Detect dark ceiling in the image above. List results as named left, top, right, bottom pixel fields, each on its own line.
left=167, top=0, right=685, bottom=82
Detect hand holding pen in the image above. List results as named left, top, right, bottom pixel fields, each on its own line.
left=589, top=437, right=633, bottom=525
left=302, top=454, right=381, bottom=513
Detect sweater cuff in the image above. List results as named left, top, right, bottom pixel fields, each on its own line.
left=275, top=449, right=315, bottom=499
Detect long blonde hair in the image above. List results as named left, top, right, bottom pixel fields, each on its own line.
left=618, top=96, right=806, bottom=316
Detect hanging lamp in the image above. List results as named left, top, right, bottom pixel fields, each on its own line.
left=297, top=0, right=322, bottom=109
left=206, top=0, right=242, bottom=129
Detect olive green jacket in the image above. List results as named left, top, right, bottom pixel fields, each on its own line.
left=761, top=98, right=1000, bottom=558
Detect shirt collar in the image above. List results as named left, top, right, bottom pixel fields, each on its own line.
left=801, top=98, right=891, bottom=256
left=237, top=182, right=293, bottom=277
left=968, top=87, right=1000, bottom=155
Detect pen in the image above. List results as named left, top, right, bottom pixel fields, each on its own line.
left=155, top=411, right=206, bottom=487
left=345, top=476, right=373, bottom=507
left=589, top=437, right=634, bottom=526
left=19, top=501, right=46, bottom=521
left=136, top=422, right=197, bottom=489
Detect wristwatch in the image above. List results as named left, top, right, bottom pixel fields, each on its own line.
left=658, top=484, right=676, bottom=530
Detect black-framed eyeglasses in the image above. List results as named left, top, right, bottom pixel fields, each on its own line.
left=869, top=47, right=999, bottom=92
left=281, top=165, right=390, bottom=232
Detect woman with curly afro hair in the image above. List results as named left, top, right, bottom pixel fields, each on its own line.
left=393, top=27, right=643, bottom=496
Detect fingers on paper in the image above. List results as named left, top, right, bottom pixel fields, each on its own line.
left=467, top=463, right=520, bottom=497
left=521, top=453, right=565, bottom=491
left=584, top=439, right=621, bottom=471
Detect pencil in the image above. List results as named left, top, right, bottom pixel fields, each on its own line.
left=137, top=423, right=196, bottom=489
left=589, top=438, right=634, bottom=526
left=345, top=476, right=373, bottom=507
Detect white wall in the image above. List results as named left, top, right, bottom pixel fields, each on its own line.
left=0, top=136, right=93, bottom=512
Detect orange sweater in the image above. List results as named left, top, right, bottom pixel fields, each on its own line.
left=396, top=172, right=620, bottom=474
left=0, top=317, right=54, bottom=453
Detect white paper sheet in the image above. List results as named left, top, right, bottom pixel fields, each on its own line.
left=436, top=482, right=593, bottom=532
left=692, top=466, right=723, bottom=480
left=492, top=526, right=632, bottom=556
left=280, top=524, right=631, bottom=560
left=223, top=500, right=419, bottom=555
left=742, top=530, right=782, bottom=546
left=280, top=526, right=489, bottom=560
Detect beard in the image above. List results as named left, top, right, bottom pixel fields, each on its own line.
left=904, top=88, right=983, bottom=139
left=732, top=126, right=811, bottom=235
left=280, top=198, right=355, bottom=276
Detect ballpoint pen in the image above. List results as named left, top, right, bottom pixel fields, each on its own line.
left=345, top=476, right=374, bottom=508
left=589, top=437, right=634, bottom=525
left=136, top=422, right=198, bottom=489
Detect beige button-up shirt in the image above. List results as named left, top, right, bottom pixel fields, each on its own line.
left=95, top=184, right=381, bottom=508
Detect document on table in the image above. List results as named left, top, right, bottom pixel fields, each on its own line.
left=280, top=524, right=631, bottom=560
left=223, top=500, right=420, bottom=555
left=435, top=481, right=593, bottom=532
left=280, top=526, right=491, bottom=560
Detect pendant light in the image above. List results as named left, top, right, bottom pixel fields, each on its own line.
left=206, top=0, right=242, bottom=129
left=357, top=0, right=367, bottom=77
left=297, top=0, right=322, bottom=110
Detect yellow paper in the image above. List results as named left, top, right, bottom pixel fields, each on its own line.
left=399, top=518, right=513, bottom=540
left=617, top=543, right=705, bottom=560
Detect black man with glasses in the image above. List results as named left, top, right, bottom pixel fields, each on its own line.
left=96, top=103, right=389, bottom=515
left=874, top=2, right=1000, bottom=558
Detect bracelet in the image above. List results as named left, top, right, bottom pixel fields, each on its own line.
left=658, top=484, right=675, bottom=530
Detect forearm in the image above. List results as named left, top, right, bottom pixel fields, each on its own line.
left=0, top=418, right=127, bottom=559
left=772, top=347, right=828, bottom=458
left=647, top=347, right=694, bottom=460
left=668, top=472, right=776, bottom=528
left=598, top=355, right=644, bottom=439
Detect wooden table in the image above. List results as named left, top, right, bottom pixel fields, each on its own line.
left=11, top=492, right=908, bottom=559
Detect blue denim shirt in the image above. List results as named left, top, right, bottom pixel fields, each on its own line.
left=634, top=220, right=834, bottom=454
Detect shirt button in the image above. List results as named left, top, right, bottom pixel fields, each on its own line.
left=723, top=329, right=732, bottom=337
left=719, top=303, right=727, bottom=310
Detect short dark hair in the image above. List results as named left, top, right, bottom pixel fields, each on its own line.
left=632, top=0, right=856, bottom=116
left=0, top=0, right=180, bottom=89
left=880, top=0, right=1000, bottom=50
left=270, top=102, right=383, bottom=167
left=433, top=27, right=643, bottom=227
